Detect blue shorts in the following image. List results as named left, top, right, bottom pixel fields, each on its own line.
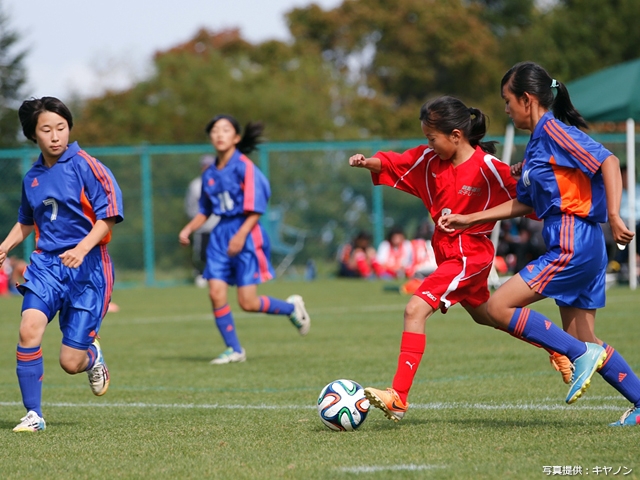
left=519, top=214, right=607, bottom=309
left=204, top=216, right=275, bottom=287
left=18, top=245, right=114, bottom=349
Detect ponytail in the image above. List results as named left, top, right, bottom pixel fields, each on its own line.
left=237, top=121, right=264, bottom=154
left=551, top=81, right=588, bottom=130
left=468, top=107, right=497, bottom=155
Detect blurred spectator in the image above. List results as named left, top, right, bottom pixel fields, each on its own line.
left=374, top=226, right=413, bottom=279
left=185, top=155, right=220, bottom=287
left=338, top=231, right=377, bottom=278
left=0, top=256, right=27, bottom=296
left=408, top=219, right=437, bottom=279
left=497, top=217, right=545, bottom=273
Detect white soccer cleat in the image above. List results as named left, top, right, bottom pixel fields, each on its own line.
left=13, top=410, right=46, bottom=432
left=87, top=339, right=110, bottom=396
left=210, top=347, right=246, bottom=365
left=287, top=294, right=310, bottom=336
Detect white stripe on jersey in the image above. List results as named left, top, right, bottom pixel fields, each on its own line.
left=392, top=146, right=434, bottom=189
left=483, top=154, right=515, bottom=201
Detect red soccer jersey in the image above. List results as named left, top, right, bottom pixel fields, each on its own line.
left=372, top=145, right=517, bottom=237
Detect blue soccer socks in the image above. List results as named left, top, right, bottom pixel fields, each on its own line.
left=508, top=308, right=586, bottom=361
left=259, top=296, right=294, bottom=316
left=16, top=345, right=44, bottom=417
left=84, top=342, right=99, bottom=371
left=214, top=304, right=242, bottom=353
left=599, top=343, right=640, bottom=408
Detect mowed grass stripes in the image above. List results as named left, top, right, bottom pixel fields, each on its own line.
left=0, top=279, right=638, bottom=479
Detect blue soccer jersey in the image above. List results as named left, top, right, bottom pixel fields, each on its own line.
left=19, top=142, right=124, bottom=252
left=517, top=112, right=611, bottom=223
left=198, top=148, right=275, bottom=286
left=198, top=149, right=270, bottom=218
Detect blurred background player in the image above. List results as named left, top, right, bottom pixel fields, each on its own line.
left=441, top=61, right=640, bottom=426
left=337, top=230, right=377, bottom=278
left=178, top=114, right=310, bottom=365
left=184, top=154, right=220, bottom=287
left=0, top=97, right=123, bottom=432
left=350, top=95, right=594, bottom=423
left=399, top=219, right=438, bottom=295
left=373, top=226, right=413, bottom=279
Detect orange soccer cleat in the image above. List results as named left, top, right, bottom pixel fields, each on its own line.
left=363, top=387, right=408, bottom=422
left=549, top=351, right=573, bottom=384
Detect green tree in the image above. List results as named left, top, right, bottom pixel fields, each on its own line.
left=0, top=0, right=28, bottom=147
left=533, top=0, right=640, bottom=81
left=73, top=29, right=353, bottom=145
left=287, top=0, right=509, bottom=135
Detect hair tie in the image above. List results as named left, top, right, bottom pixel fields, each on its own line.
left=550, top=79, right=559, bottom=88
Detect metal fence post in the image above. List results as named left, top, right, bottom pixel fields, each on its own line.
left=259, top=147, right=274, bottom=240
left=140, top=145, right=156, bottom=286
left=21, top=149, right=35, bottom=259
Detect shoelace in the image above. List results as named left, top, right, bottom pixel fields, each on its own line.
left=617, top=407, right=634, bottom=424
left=88, top=365, right=104, bottom=382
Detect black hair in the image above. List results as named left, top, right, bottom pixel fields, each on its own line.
left=501, top=61, right=588, bottom=129
left=419, top=96, right=497, bottom=155
left=352, top=230, right=372, bottom=246
left=386, top=225, right=406, bottom=243
left=204, top=114, right=264, bottom=154
left=18, top=97, right=73, bottom=143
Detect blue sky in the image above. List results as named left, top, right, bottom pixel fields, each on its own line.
left=5, top=0, right=341, bottom=99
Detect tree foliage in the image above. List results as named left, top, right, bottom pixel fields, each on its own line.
left=71, top=0, right=640, bottom=146
left=0, top=0, right=28, bottom=147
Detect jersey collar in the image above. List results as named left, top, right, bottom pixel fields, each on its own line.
left=531, top=111, right=554, bottom=140
left=215, top=148, right=241, bottom=169
left=36, top=141, right=80, bottom=166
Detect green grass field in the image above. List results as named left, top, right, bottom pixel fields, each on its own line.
left=1, top=279, right=639, bottom=479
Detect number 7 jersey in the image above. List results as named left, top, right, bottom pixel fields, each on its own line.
left=18, top=141, right=124, bottom=252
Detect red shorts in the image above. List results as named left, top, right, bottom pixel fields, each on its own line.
left=414, top=232, right=493, bottom=312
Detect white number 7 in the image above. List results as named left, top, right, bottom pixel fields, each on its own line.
left=43, top=198, right=59, bottom=221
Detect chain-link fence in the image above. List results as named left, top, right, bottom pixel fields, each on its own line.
left=0, top=134, right=635, bottom=286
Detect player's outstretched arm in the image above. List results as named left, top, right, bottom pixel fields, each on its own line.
left=438, top=199, right=533, bottom=233
left=0, top=222, right=34, bottom=268
left=349, top=154, right=382, bottom=174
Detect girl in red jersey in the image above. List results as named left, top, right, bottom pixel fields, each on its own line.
left=350, top=96, right=604, bottom=422
left=440, top=62, right=640, bottom=426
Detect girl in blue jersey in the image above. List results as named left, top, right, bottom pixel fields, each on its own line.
left=178, top=114, right=310, bottom=365
left=440, top=62, right=640, bottom=426
left=0, top=97, right=124, bottom=432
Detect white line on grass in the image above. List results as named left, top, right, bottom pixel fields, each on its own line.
left=338, top=464, right=445, bottom=474
left=0, top=400, right=627, bottom=411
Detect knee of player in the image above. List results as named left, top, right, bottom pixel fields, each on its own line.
left=18, top=322, right=46, bottom=346
left=59, top=356, right=85, bottom=374
left=237, top=297, right=259, bottom=312
left=404, top=297, right=432, bottom=326
left=485, top=298, right=509, bottom=328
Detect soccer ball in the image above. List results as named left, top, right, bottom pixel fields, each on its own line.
left=317, top=379, right=370, bottom=431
